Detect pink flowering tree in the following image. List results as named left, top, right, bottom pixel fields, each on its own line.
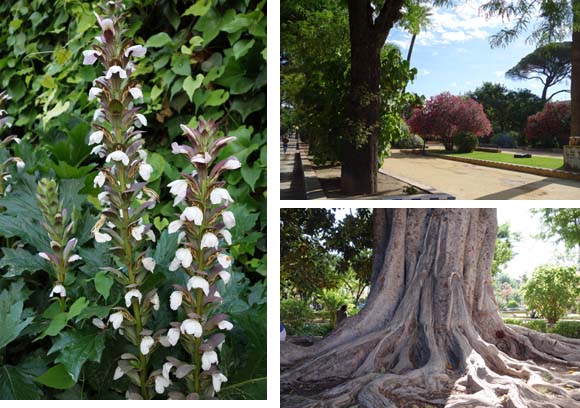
left=408, top=92, right=492, bottom=150
left=525, top=101, right=571, bottom=147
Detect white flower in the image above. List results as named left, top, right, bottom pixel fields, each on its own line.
left=94, top=230, right=112, bottom=243
left=138, top=162, right=153, bottom=181
left=50, top=284, right=66, bottom=298
left=219, top=270, right=231, bottom=284
left=125, top=45, right=147, bottom=58
left=93, top=109, right=105, bottom=122
left=168, top=258, right=180, bottom=272
left=212, top=372, right=228, bottom=393
left=180, top=206, right=203, bottom=225
left=151, top=293, right=160, bottom=311
left=108, top=311, right=124, bottom=330
left=91, top=145, right=105, bottom=157
left=82, top=49, right=101, bottom=65
left=174, top=247, right=192, bottom=268
left=167, top=179, right=188, bottom=206
left=132, top=224, right=145, bottom=241
left=180, top=319, right=203, bottom=337
left=38, top=252, right=51, bottom=261
left=217, top=254, right=232, bottom=268
left=125, top=289, right=142, bottom=307
left=98, top=191, right=109, bottom=205
left=171, top=142, right=188, bottom=154
left=201, top=232, right=219, bottom=249
left=191, top=152, right=212, bottom=164
left=167, top=328, right=180, bottom=346
left=169, top=291, right=183, bottom=311
left=146, top=230, right=156, bottom=242
left=142, top=257, right=156, bottom=272
left=154, top=375, right=171, bottom=394
left=168, top=220, right=183, bottom=234
left=88, top=87, right=102, bottom=101
left=187, top=276, right=209, bottom=296
left=113, top=366, right=124, bottom=380
left=140, top=335, right=154, bottom=355
left=94, top=171, right=106, bottom=187
left=106, top=151, right=130, bottom=166
left=89, top=130, right=104, bottom=145
left=15, top=159, right=25, bottom=169
left=134, top=113, right=147, bottom=127
left=68, top=254, right=82, bottom=263
left=218, top=320, right=234, bottom=331
left=105, top=65, right=127, bottom=79
left=129, top=87, right=143, bottom=100
left=162, top=362, right=173, bottom=379
left=138, top=149, right=148, bottom=160
left=99, top=18, right=115, bottom=32
left=219, top=230, right=232, bottom=246
left=222, top=157, right=241, bottom=170
left=222, top=211, right=236, bottom=228
left=92, top=318, right=106, bottom=329
left=201, top=351, right=218, bottom=371
left=210, top=188, right=234, bottom=205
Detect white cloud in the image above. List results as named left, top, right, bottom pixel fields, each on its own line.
left=390, top=39, right=409, bottom=50
left=495, top=70, right=504, bottom=77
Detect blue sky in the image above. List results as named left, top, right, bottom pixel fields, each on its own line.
left=388, top=0, right=570, bottom=100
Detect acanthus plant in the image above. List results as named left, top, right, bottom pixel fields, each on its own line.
left=83, top=0, right=159, bottom=399
left=154, top=120, right=240, bottom=399
left=36, top=178, right=82, bottom=312
left=0, top=90, right=25, bottom=196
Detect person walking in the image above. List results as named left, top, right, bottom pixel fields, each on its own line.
left=282, top=136, right=289, bottom=153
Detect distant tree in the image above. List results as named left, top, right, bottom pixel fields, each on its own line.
left=407, top=92, right=492, bottom=150
left=524, top=101, right=571, bottom=147
left=522, top=264, right=580, bottom=324
left=506, top=42, right=572, bottom=102
left=534, top=208, right=580, bottom=250
left=493, top=223, right=520, bottom=276
left=397, top=1, right=432, bottom=64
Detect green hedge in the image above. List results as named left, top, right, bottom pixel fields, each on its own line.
left=504, top=318, right=580, bottom=339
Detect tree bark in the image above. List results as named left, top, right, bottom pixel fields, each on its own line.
left=340, top=0, right=404, bottom=195
left=406, top=33, right=417, bottom=63
left=281, top=209, right=580, bottom=407
left=572, top=5, right=580, bottom=138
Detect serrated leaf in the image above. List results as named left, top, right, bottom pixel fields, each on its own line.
left=48, top=330, right=106, bottom=382
left=94, top=272, right=113, bottom=300
left=0, top=365, right=42, bottom=399
left=183, top=74, right=203, bottom=101
left=0, top=283, right=33, bottom=349
left=35, top=364, right=76, bottom=390
left=146, top=32, right=172, bottom=48
left=0, top=247, right=49, bottom=278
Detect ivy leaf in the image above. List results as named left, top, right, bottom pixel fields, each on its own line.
left=172, top=54, right=192, bottom=76
left=35, top=364, right=76, bottom=390
left=48, top=330, right=106, bottom=382
left=0, top=365, right=42, bottom=399
left=241, top=163, right=262, bottom=191
left=183, top=74, right=204, bottom=101
left=232, top=39, right=255, bottom=60
left=183, top=0, right=212, bottom=17
left=94, top=272, right=113, bottom=301
left=204, top=89, right=229, bottom=107
left=145, top=32, right=172, bottom=48
left=146, top=152, right=167, bottom=182
left=231, top=93, right=265, bottom=121
left=0, top=282, right=33, bottom=350
left=0, top=247, right=49, bottom=278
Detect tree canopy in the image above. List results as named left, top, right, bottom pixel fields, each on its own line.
left=535, top=208, right=580, bottom=249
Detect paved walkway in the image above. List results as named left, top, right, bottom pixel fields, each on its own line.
left=382, top=151, right=580, bottom=200
left=280, top=144, right=306, bottom=200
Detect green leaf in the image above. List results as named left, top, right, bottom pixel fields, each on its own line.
left=154, top=216, right=169, bottom=232
left=0, top=247, right=49, bottom=278
left=231, top=93, right=265, bottom=121
left=94, top=272, right=113, bottom=300
left=38, top=313, right=68, bottom=339
left=48, top=330, right=106, bottom=382
left=42, top=101, right=70, bottom=128
left=150, top=85, right=163, bottom=101
left=183, top=74, right=204, bottom=101
left=172, top=54, right=192, bottom=76
left=204, top=89, right=229, bottom=107
left=146, top=152, right=167, bottom=182
left=0, top=365, right=42, bottom=399
left=232, top=39, right=255, bottom=60
left=35, top=364, right=76, bottom=389
left=183, top=0, right=212, bottom=16
left=241, top=163, right=263, bottom=191
left=145, top=32, right=172, bottom=48
left=67, top=297, right=89, bottom=320
left=0, top=282, right=33, bottom=350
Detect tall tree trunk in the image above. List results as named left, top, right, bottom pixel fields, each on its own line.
left=340, top=1, right=380, bottom=195
left=406, top=33, right=417, bottom=63
left=572, top=5, right=580, bottom=138
left=281, top=209, right=580, bottom=408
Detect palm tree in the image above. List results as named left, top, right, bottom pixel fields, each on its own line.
left=398, top=1, right=432, bottom=64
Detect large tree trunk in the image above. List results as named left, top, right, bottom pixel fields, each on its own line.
left=572, top=6, right=580, bottom=138
left=281, top=209, right=580, bottom=407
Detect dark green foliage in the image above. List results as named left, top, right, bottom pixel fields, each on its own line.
left=504, top=318, right=548, bottom=333
left=453, top=131, right=479, bottom=153
left=491, top=131, right=518, bottom=148
left=504, top=318, right=580, bottom=339
left=280, top=299, right=314, bottom=335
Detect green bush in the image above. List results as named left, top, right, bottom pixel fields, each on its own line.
left=395, top=133, right=424, bottom=149
left=299, top=322, right=333, bottom=337
left=453, top=131, right=479, bottom=153
left=504, top=318, right=547, bottom=333
left=551, top=321, right=580, bottom=338
left=491, top=131, right=518, bottom=148
left=281, top=299, right=314, bottom=335
left=506, top=299, right=519, bottom=309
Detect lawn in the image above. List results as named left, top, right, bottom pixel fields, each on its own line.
left=436, top=151, right=565, bottom=170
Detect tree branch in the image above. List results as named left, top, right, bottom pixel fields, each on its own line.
left=373, top=0, right=405, bottom=42
left=547, top=89, right=571, bottom=102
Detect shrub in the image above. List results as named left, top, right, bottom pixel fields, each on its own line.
left=395, top=133, right=424, bottom=149
left=551, top=321, right=580, bottom=338
left=525, top=101, right=571, bottom=147
left=506, top=299, right=520, bottom=309
left=522, top=264, right=580, bottom=324
left=281, top=299, right=314, bottom=335
left=453, top=131, right=479, bottom=153
left=491, top=131, right=519, bottom=148
left=408, top=92, right=492, bottom=151
left=504, top=318, right=547, bottom=333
